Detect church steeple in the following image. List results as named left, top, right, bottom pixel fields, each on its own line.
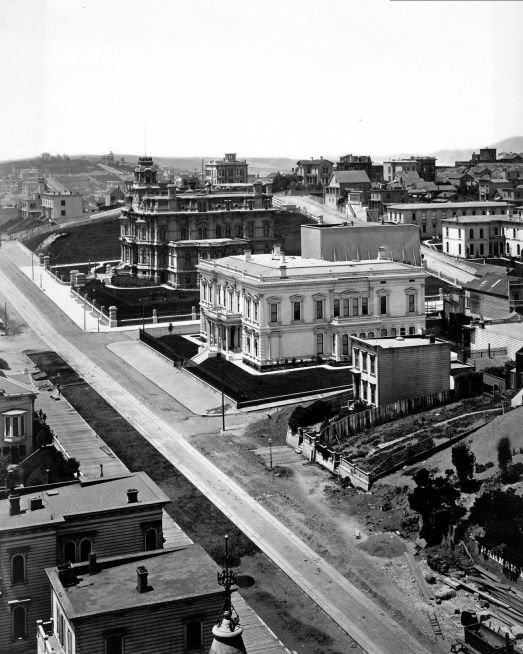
left=209, top=535, right=247, bottom=654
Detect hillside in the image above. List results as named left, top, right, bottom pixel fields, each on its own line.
left=433, top=136, right=523, bottom=166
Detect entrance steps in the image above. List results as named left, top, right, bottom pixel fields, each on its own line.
left=191, top=348, right=217, bottom=365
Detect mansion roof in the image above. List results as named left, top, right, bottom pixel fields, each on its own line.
left=199, top=254, right=424, bottom=283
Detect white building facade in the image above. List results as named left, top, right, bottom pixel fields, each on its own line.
left=442, top=214, right=523, bottom=259
left=198, top=251, right=427, bottom=370
left=41, top=192, right=83, bottom=223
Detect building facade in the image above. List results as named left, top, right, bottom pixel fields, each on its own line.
left=1, top=473, right=168, bottom=653
left=386, top=201, right=512, bottom=239
left=198, top=249, right=426, bottom=370
left=37, top=546, right=223, bottom=654
left=351, top=335, right=450, bottom=406
left=41, top=192, right=83, bottom=223
left=442, top=214, right=523, bottom=258
left=335, top=154, right=374, bottom=179
left=0, top=376, right=36, bottom=463
left=119, top=157, right=275, bottom=288
left=324, top=170, right=371, bottom=209
left=383, top=157, right=436, bottom=183
left=205, top=153, right=248, bottom=184
left=295, top=158, right=333, bottom=189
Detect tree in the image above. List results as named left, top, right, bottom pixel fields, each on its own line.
left=409, top=468, right=466, bottom=546
left=497, top=437, right=513, bottom=480
left=452, top=442, right=476, bottom=490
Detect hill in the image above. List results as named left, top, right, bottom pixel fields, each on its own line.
left=433, top=136, right=523, bottom=166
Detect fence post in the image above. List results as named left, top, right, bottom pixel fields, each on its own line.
left=108, top=305, right=118, bottom=328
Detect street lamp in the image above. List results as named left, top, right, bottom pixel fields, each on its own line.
left=217, top=352, right=226, bottom=433
left=268, top=438, right=273, bottom=469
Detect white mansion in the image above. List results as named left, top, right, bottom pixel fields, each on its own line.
left=197, top=248, right=427, bottom=370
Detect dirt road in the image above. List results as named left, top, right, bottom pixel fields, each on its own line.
left=0, top=241, right=440, bottom=654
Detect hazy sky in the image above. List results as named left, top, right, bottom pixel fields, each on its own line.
left=1, top=0, right=522, bottom=161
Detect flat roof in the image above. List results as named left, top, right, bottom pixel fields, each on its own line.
left=442, top=214, right=515, bottom=224
left=476, top=321, right=523, bottom=341
left=0, top=472, right=169, bottom=531
left=47, top=545, right=220, bottom=619
left=387, top=201, right=510, bottom=211
left=354, top=336, right=448, bottom=349
left=199, top=253, right=424, bottom=280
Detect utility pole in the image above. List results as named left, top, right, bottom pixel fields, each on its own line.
left=268, top=438, right=273, bottom=469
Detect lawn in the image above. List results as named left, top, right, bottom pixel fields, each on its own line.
left=81, top=281, right=199, bottom=320
left=24, top=217, right=121, bottom=263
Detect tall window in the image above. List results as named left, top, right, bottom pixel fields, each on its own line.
left=185, top=620, right=203, bottom=651
left=361, top=352, right=368, bottom=371
left=342, top=298, right=349, bottom=316
left=352, top=297, right=359, bottom=316
left=270, top=304, right=278, bottom=323
left=105, top=634, right=124, bottom=654
left=381, top=329, right=387, bottom=337
left=12, top=554, right=25, bottom=584
left=315, top=300, right=323, bottom=320
left=12, top=606, right=26, bottom=641
left=479, top=228, right=484, bottom=238
left=369, top=356, right=375, bottom=375
left=333, top=298, right=340, bottom=318
left=3, top=411, right=25, bottom=441
left=469, top=228, right=474, bottom=238
left=225, top=224, right=231, bottom=238
left=409, top=326, right=416, bottom=335
left=380, top=296, right=387, bottom=315
left=293, top=302, right=301, bottom=321
left=342, top=334, right=349, bottom=356
left=408, top=294, right=415, bottom=313
left=316, top=333, right=323, bottom=354
left=215, top=224, right=221, bottom=238
left=79, top=538, right=92, bottom=562
left=145, top=528, right=158, bottom=551
left=361, top=297, right=368, bottom=315
left=63, top=541, right=76, bottom=564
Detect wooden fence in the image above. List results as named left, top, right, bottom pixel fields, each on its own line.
left=319, top=390, right=454, bottom=444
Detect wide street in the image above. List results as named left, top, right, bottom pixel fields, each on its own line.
left=0, top=240, right=438, bottom=654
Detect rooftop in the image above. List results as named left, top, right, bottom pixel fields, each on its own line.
left=465, top=274, right=520, bottom=297
left=475, top=319, right=523, bottom=341
left=442, top=214, right=519, bottom=224
left=47, top=545, right=220, bottom=619
left=199, top=253, right=424, bottom=281
left=330, top=170, right=371, bottom=185
left=354, top=336, right=447, bottom=349
left=0, top=374, right=36, bottom=397
left=0, top=472, right=169, bottom=531
left=387, top=201, right=510, bottom=211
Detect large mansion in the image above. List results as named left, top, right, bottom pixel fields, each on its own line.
left=198, top=248, right=426, bottom=370
left=119, top=156, right=275, bottom=288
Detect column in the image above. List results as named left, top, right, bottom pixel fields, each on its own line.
left=225, top=327, right=229, bottom=353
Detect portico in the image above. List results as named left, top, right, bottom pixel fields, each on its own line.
left=202, top=309, right=242, bottom=353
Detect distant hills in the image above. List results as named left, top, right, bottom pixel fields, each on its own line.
left=431, top=136, right=523, bottom=166
left=2, top=136, right=522, bottom=174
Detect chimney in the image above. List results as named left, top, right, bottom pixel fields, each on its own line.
left=271, top=244, right=281, bottom=259
left=9, top=495, right=21, bottom=515
left=136, top=566, right=149, bottom=593
left=88, top=552, right=98, bottom=575
left=318, top=215, right=324, bottom=225
left=30, top=497, right=43, bottom=511
left=244, top=249, right=251, bottom=262
left=280, top=252, right=286, bottom=264
left=127, top=488, right=139, bottom=503
left=280, top=264, right=287, bottom=279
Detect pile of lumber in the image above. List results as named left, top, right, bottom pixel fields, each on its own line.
left=449, top=563, right=523, bottom=636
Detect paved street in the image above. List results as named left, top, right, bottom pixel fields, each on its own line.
left=0, top=240, right=437, bottom=654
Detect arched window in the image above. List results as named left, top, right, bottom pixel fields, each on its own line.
left=180, top=227, right=187, bottom=240
left=381, top=329, right=387, bottom=337
left=63, top=541, right=76, bottom=564
left=400, top=327, right=406, bottom=336
left=12, top=554, right=25, bottom=584
left=359, top=332, right=365, bottom=338
left=408, top=326, right=415, bottom=335
left=215, top=224, right=221, bottom=238
left=342, top=334, right=349, bottom=356
left=145, top=528, right=158, bottom=551
left=225, top=224, right=231, bottom=238
left=79, top=538, right=92, bottom=562
left=12, top=606, right=26, bottom=640
left=235, top=224, right=242, bottom=238
left=198, top=225, right=207, bottom=239
left=368, top=331, right=375, bottom=338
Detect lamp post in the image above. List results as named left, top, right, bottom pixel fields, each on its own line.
left=268, top=438, right=273, bottom=469
left=217, top=352, right=225, bottom=433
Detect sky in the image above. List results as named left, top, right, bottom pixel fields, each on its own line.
left=0, top=0, right=522, bottom=161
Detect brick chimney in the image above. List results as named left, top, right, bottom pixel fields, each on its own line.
left=244, top=249, right=251, bottom=262
left=30, top=497, right=43, bottom=511
left=136, top=566, right=149, bottom=593
left=9, top=495, right=21, bottom=515
left=127, top=488, right=139, bottom=503
left=88, top=552, right=98, bottom=575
